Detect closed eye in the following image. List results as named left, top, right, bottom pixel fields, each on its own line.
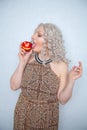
left=38, top=34, right=42, bottom=37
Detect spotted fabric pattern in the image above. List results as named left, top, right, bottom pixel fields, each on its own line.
left=14, top=60, right=60, bottom=130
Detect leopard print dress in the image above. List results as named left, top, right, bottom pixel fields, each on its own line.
left=14, top=60, right=60, bottom=130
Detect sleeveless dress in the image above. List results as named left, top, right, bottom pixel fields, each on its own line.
left=14, top=60, right=60, bottom=130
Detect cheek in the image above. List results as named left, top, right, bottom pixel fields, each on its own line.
left=37, top=44, right=43, bottom=51
left=40, top=43, right=43, bottom=48
left=37, top=41, right=43, bottom=48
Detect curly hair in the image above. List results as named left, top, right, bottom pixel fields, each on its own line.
left=35, top=23, right=69, bottom=64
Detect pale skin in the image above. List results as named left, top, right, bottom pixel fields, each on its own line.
left=10, top=26, right=82, bottom=105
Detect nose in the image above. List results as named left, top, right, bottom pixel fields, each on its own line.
left=31, top=34, right=36, bottom=41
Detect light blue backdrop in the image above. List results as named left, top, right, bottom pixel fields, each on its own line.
left=0, top=0, right=87, bottom=130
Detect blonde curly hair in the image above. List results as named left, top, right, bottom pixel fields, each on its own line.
left=35, top=23, right=69, bottom=64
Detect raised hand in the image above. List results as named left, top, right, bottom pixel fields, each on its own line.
left=69, top=61, right=82, bottom=80
left=18, top=44, right=32, bottom=66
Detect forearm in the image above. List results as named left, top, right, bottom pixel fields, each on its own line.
left=58, top=79, right=75, bottom=104
left=57, top=61, right=82, bottom=105
left=10, top=62, right=25, bottom=90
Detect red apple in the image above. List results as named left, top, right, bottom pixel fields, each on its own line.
left=21, top=41, right=32, bottom=52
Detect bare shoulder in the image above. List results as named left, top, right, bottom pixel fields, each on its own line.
left=50, top=61, right=68, bottom=77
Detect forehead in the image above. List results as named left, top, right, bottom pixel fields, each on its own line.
left=35, top=26, right=44, bottom=33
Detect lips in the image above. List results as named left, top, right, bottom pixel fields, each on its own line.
left=32, top=43, right=36, bottom=49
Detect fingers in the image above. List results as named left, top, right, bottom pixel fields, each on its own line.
left=73, top=61, right=82, bottom=70
left=72, top=61, right=83, bottom=76
left=74, top=66, right=82, bottom=72
left=18, top=48, right=25, bottom=57
left=74, top=62, right=82, bottom=76
left=70, top=61, right=83, bottom=80
left=19, top=43, right=28, bottom=55
left=78, top=61, right=83, bottom=72
left=78, top=61, right=82, bottom=67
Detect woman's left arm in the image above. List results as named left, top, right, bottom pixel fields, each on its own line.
left=55, top=61, right=82, bottom=104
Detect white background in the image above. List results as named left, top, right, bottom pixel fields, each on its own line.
left=0, top=0, right=87, bottom=130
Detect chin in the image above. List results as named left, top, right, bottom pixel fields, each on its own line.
left=32, top=48, right=41, bottom=53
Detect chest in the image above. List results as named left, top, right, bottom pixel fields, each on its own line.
left=21, top=63, right=60, bottom=91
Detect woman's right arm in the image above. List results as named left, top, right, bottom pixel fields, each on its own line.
left=10, top=46, right=32, bottom=90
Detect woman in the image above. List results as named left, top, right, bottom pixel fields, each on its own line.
left=10, top=23, right=82, bottom=130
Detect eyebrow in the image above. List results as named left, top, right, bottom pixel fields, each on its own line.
left=34, top=29, right=44, bottom=35
left=37, top=31, right=44, bottom=34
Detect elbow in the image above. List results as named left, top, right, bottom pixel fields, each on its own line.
left=10, top=85, right=17, bottom=91
left=10, top=79, right=18, bottom=91
left=57, top=94, right=72, bottom=105
left=59, top=99, right=69, bottom=105
left=10, top=83, right=17, bottom=91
